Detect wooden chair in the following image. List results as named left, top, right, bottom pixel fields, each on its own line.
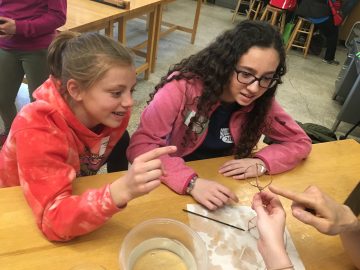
left=286, top=17, right=315, bottom=58
left=260, top=4, right=286, bottom=33
left=247, top=0, right=264, bottom=20
left=232, top=0, right=252, bottom=23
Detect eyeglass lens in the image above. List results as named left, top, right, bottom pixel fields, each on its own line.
left=236, top=70, right=278, bottom=88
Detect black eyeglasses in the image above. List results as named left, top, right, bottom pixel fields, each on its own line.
left=234, top=68, right=280, bottom=89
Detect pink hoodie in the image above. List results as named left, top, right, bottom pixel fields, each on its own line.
left=127, top=78, right=312, bottom=194
left=0, top=79, right=129, bottom=241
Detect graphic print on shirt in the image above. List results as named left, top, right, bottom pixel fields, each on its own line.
left=220, top=128, right=234, bottom=143
left=79, top=147, right=105, bottom=176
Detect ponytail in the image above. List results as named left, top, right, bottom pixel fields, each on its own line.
left=47, top=31, right=78, bottom=79
left=47, top=31, right=133, bottom=95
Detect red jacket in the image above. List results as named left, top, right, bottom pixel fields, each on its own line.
left=0, top=79, right=129, bottom=241
left=127, top=78, right=312, bottom=194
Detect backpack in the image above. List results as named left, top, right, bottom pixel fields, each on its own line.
left=263, top=121, right=337, bottom=145
left=328, top=0, right=343, bottom=26
left=270, top=0, right=297, bottom=10
left=296, top=122, right=337, bottom=144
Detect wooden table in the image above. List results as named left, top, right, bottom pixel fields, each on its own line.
left=1, top=139, right=359, bottom=269
left=58, top=0, right=202, bottom=79
left=150, top=0, right=202, bottom=71
left=58, top=0, right=158, bottom=79
left=58, top=0, right=128, bottom=38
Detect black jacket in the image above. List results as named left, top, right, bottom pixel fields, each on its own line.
left=296, top=0, right=331, bottom=18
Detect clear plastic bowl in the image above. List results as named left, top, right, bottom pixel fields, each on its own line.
left=119, top=218, right=208, bottom=270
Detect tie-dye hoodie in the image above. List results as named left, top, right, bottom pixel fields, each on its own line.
left=0, top=78, right=130, bottom=241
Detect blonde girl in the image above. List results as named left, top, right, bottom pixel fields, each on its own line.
left=0, top=32, right=175, bottom=241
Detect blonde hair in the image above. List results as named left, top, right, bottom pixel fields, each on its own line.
left=47, top=31, right=134, bottom=93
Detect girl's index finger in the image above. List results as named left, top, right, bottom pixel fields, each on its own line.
left=136, top=146, right=177, bottom=163
left=269, top=185, right=314, bottom=206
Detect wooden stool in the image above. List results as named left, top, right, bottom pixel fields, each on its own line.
left=286, top=17, right=315, bottom=58
left=247, top=0, right=264, bottom=20
left=260, top=4, right=286, bottom=33
left=232, top=0, right=252, bottom=23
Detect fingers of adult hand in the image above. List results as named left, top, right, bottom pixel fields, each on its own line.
left=260, top=191, right=283, bottom=209
left=135, top=146, right=177, bottom=162
left=292, top=207, right=326, bottom=229
left=252, top=193, right=267, bottom=216
left=269, top=185, right=313, bottom=206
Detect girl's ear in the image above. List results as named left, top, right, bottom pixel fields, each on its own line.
left=66, top=79, right=83, bottom=101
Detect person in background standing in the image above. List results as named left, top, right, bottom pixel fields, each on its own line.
left=296, top=0, right=340, bottom=65
left=0, top=0, right=67, bottom=147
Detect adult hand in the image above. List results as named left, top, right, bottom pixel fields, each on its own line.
left=0, top=17, right=16, bottom=37
left=110, top=146, right=177, bottom=207
left=252, top=191, right=291, bottom=269
left=269, top=185, right=359, bottom=235
left=189, top=178, right=238, bottom=210
left=219, top=158, right=267, bottom=179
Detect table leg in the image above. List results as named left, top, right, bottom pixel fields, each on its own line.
left=105, top=21, right=112, bottom=37
left=117, top=17, right=127, bottom=46
left=108, top=20, right=115, bottom=39
left=191, top=0, right=202, bottom=44
left=151, top=4, right=162, bottom=72
left=145, top=9, right=156, bottom=80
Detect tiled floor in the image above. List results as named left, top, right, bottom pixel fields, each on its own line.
left=2, top=0, right=359, bottom=141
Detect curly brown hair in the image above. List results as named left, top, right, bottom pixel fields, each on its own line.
left=149, top=20, right=287, bottom=158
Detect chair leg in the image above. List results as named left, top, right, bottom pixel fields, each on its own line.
left=286, top=19, right=301, bottom=52
left=254, top=1, right=262, bottom=20
left=271, top=11, right=277, bottom=26
left=279, top=12, right=286, bottom=34
left=304, top=23, right=314, bottom=57
left=232, top=0, right=242, bottom=23
left=246, top=0, right=255, bottom=19
left=260, top=6, right=267, bottom=20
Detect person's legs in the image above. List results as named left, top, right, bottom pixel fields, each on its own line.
left=0, top=49, right=24, bottom=134
left=106, top=130, right=130, bottom=172
left=317, top=18, right=339, bottom=62
left=21, top=49, right=49, bottom=101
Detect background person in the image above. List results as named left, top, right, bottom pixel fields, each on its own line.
left=296, top=0, right=340, bottom=65
left=0, top=0, right=67, bottom=147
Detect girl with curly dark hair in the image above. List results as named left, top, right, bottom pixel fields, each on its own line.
left=127, top=20, right=311, bottom=210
